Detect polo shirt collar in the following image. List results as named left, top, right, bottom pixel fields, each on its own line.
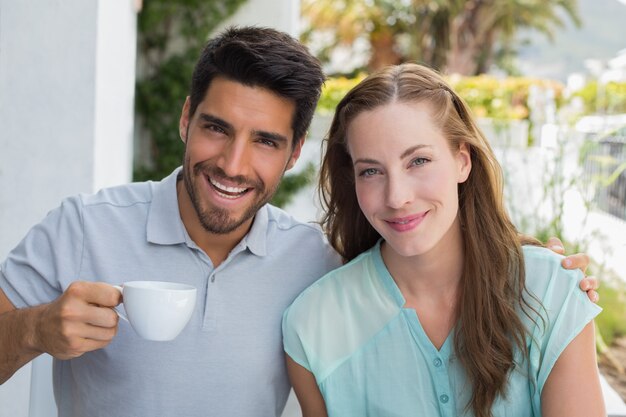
left=241, top=204, right=268, bottom=257
left=146, top=167, right=187, bottom=245
left=146, top=167, right=269, bottom=257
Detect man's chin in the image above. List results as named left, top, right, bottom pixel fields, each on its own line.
left=192, top=188, right=274, bottom=235
left=198, top=215, right=243, bottom=235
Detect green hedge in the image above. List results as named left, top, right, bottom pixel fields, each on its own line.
left=317, top=73, right=566, bottom=121
left=316, top=74, right=367, bottom=115
left=572, top=81, right=626, bottom=114
left=448, top=76, right=564, bottom=120
left=596, top=282, right=626, bottom=347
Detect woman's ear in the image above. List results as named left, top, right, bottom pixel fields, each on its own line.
left=457, top=142, right=472, bottom=183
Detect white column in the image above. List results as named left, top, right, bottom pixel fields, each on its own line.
left=93, top=0, right=138, bottom=191
left=0, top=1, right=137, bottom=416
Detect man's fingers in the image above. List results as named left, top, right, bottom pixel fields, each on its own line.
left=65, top=281, right=122, bottom=308
left=57, top=333, right=117, bottom=359
left=75, top=321, right=119, bottom=342
left=84, top=304, right=120, bottom=328
left=561, top=252, right=590, bottom=273
left=546, top=237, right=592, bottom=273
left=586, top=290, right=599, bottom=304
left=580, top=276, right=599, bottom=292
left=46, top=319, right=119, bottom=360
left=546, top=237, right=565, bottom=254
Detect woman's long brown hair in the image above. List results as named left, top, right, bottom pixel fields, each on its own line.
left=319, top=63, right=540, bottom=417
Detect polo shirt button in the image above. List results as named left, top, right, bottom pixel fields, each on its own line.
left=439, top=394, right=449, bottom=404
left=433, top=358, right=442, bottom=367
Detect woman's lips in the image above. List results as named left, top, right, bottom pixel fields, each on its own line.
left=384, top=211, right=429, bottom=232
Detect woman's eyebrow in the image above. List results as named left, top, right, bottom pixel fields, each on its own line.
left=353, top=157, right=380, bottom=166
left=400, top=144, right=432, bottom=159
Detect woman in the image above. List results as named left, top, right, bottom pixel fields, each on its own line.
left=282, top=63, right=604, bottom=417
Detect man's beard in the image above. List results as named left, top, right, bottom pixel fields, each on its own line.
left=183, top=156, right=279, bottom=234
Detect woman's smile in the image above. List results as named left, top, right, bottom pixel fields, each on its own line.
left=384, top=211, right=429, bottom=232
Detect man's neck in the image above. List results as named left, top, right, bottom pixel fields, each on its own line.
left=176, top=180, right=253, bottom=267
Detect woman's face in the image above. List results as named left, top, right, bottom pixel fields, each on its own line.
left=347, top=101, right=471, bottom=258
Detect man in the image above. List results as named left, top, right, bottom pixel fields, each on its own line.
left=0, top=26, right=597, bottom=417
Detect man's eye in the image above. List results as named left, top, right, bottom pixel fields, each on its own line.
left=206, top=124, right=226, bottom=134
left=258, top=138, right=278, bottom=148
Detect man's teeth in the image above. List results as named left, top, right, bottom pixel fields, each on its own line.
left=209, top=177, right=247, bottom=197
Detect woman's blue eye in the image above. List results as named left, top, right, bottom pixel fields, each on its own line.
left=411, top=157, right=429, bottom=167
left=360, top=168, right=378, bottom=177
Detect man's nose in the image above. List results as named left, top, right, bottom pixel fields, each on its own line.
left=218, top=137, right=251, bottom=178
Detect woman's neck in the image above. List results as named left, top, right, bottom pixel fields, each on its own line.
left=381, top=217, right=465, bottom=349
left=382, top=217, right=465, bottom=303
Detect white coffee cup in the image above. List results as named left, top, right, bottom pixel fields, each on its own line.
left=113, top=281, right=197, bottom=341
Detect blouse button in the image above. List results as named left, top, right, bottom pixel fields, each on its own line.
left=440, top=394, right=449, bottom=404
left=433, top=358, right=442, bottom=367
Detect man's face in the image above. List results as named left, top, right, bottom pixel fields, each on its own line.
left=178, top=77, right=302, bottom=236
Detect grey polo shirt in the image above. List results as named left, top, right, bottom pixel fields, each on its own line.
left=0, top=168, right=341, bottom=417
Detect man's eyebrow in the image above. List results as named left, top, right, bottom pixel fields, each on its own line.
left=198, top=113, right=232, bottom=130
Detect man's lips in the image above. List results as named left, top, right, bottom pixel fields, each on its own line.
left=384, top=211, right=429, bottom=231
left=208, top=176, right=251, bottom=199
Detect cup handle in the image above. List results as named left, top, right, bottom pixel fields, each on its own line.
left=112, top=285, right=129, bottom=322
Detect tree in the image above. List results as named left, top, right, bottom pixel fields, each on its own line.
left=301, top=0, right=580, bottom=75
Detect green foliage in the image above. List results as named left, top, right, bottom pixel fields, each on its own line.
left=271, top=162, right=317, bottom=208
left=449, top=76, right=564, bottom=120
left=316, top=75, right=366, bottom=115
left=135, top=51, right=196, bottom=181
left=301, top=0, right=580, bottom=75
left=134, top=0, right=247, bottom=182
left=317, top=73, right=564, bottom=121
left=596, top=281, right=626, bottom=346
left=572, top=80, right=626, bottom=115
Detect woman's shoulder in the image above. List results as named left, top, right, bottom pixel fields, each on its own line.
left=522, top=245, right=582, bottom=294
left=285, top=248, right=380, bottom=319
left=282, top=246, right=402, bottom=380
left=521, top=244, right=600, bottom=330
left=520, top=246, right=601, bottom=394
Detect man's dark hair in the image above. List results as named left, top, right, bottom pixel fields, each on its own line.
left=189, top=26, right=325, bottom=146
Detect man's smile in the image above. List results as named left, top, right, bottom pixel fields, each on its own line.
left=208, top=176, right=251, bottom=199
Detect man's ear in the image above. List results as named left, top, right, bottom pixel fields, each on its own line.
left=179, top=97, right=191, bottom=143
left=286, top=136, right=305, bottom=171
left=457, top=142, right=472, bottom=183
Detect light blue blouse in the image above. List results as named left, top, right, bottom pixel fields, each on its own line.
left=283, top=242, right=601, bottom=417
